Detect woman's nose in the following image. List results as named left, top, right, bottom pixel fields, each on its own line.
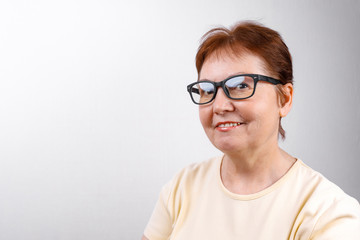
left=213, top=88, right=235, bottom=114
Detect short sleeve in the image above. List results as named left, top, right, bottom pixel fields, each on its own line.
left=144, top=182, right=173, bottom=240
left=309, top=196, right=360, bottom=240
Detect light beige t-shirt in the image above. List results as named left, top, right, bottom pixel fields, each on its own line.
left=144, top=157, right=360, bottom=240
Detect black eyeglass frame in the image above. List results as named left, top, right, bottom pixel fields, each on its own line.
left=187, top=74, right=283, bottom=105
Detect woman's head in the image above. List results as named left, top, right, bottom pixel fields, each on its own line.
left=195, top=21, right=293, bottom=139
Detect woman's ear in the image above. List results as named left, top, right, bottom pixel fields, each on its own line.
left=279, top=83, right=293, bottom=117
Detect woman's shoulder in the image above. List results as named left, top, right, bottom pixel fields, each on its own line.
left=160, top=156, right=221, bottom=200
left=168, top=156, right=221, bottom=185
left=295, top=160, right=357, bottom=201
left=174, top=156, right=221, bottom=178
left=291, top=160, right=360, bottom=239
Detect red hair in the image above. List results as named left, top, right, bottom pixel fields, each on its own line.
left=195, top=21, right=293, bottom=139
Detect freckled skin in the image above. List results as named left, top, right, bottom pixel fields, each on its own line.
left=198, top=53, right=282, bottom=156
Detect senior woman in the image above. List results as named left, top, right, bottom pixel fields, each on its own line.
left=142, top=22, right=360, bottom=240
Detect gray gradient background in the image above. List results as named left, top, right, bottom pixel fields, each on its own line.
left=0, top=0, right=359, bottom=239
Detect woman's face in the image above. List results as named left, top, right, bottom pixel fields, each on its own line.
left=199, top=52, right=289, bottom=154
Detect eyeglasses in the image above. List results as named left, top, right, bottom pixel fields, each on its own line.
left=187, top=74, right=283, bottom=105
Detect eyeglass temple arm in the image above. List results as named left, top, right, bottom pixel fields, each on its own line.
left=257, top=75, right=282, bottom=85
left=190, top=88, right=200, bottom=94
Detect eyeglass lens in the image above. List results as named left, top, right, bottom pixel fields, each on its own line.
left=190, top=75, right=255, bottom=104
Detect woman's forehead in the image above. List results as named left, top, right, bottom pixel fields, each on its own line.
left=199, top=52, right=268, bottom=81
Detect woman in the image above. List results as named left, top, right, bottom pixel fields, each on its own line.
left=142, top=21, right=360, bottom=240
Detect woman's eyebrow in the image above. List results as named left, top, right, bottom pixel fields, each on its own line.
left=227, top=72, right=247, bottom=78
left=198, top=71, right=247, bottom=81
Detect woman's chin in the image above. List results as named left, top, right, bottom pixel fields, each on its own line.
left=212, top=140, right=247, bottom=154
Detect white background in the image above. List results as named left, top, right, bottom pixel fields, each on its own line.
left=0, top=0, right=359, bottom=239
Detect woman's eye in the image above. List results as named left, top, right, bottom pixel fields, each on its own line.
left=198, top=83, right=215, bottom=96
left=236, top=83, right=248, bottom=89
left=201, top=89, right=214, bottom=95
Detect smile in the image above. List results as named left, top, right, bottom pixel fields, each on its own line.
left=217, top=122, right=241, bottom=128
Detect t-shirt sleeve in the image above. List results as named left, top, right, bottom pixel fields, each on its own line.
left=144, top=182, right=173, bottom=240
left=309, top=196, right=360, bottom=240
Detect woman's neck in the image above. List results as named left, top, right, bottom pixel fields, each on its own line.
left=220, top=145, right=296, bottom=195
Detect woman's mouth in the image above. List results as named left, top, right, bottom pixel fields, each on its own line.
left=216, top=122, right=242, bottom=132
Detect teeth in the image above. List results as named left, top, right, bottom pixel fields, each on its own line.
left=218, top=123, right=240, bottom=127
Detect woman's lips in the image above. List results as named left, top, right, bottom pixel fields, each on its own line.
left=215, top=122, right=242, bottom=132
